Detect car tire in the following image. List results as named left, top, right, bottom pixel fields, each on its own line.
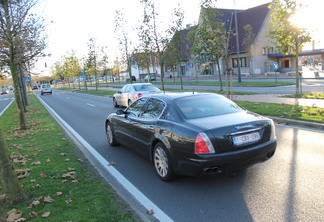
left=113, top=98, right=119, bottom=107
left=106, top=121, right=119, bottom=146
left=153, top=142, right=175, bottom=182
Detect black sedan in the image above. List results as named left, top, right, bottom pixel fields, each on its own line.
left=105, top=93, right=277, bottom=181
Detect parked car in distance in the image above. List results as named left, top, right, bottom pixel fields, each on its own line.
left=144, top=74, right=156, bottom=82
left=32, top=85, right=38, bottom=90
left=40, top=84, right=52, bottom=95
left=126, top=76, right=136, bottom=82
left=112, top=83, right=161, bottom=107
left=1, top=88, right=9, bottom=95
left=105, top=93, right=277, bottom=181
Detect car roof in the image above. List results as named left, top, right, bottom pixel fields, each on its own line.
left=126, top=83, right=153, bottom=86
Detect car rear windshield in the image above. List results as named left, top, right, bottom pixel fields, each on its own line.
left=42, top=84, right=50, bottom=88
left=134, top=84, right=159, bottom=91
left=176, top=94, right=244, bottom=119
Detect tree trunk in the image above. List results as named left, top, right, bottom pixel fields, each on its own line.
left=216, top=59, right=223, bottom=91
left=11, top=60, right=27, bottom=130
left=295, top=48, right=300, bottom=97
left=0, top=125, right=25, bottom=204
left=160, top=63, right=165, bottom=91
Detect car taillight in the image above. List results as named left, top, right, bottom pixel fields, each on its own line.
left=135, top=93, right=143, bottom=99
left=195, top=133, right=215, bottom=154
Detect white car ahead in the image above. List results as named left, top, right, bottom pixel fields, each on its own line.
left=40, top=84, right=52, bottom=95
left=113, top=83, right=161, bottom=107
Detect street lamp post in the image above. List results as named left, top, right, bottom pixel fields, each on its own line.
left=233, top=0, right=242, bottom=83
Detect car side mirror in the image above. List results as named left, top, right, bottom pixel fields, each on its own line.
left=116, top=109, right=125, bottom=115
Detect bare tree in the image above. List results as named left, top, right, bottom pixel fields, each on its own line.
left=0, top=0, right=47, bottom=129
left=115, top=9, right=134, bottom=83
left=138, top=0, right=184, bottom=91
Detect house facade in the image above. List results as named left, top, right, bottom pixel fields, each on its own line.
left=131, top=2, right=324, bottom=79
left=163, top=2, right=324, bottom=78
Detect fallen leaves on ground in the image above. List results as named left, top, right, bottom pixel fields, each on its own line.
left=32, top=184, right=41, bottom=189
left=29, top=211, right=38, bottom=218
left=41, top=212, right=51, bottom=218
left=44, top=195, right=53, bottom=203
left=31, top=161, right=41, bottom=166
left=39, top=173, right=47, bottom=178
left=15, top=169, right=31, bottom=179
left=65, top=198, right=73, bottom=204
left=6, top=209, right=23, bottom=222
left=55, top=192, right=63, bottom=196
left=28, top=200, right=40, bottom=208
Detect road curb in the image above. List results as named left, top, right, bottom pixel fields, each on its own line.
left=269, top=116, right=324, bottom=130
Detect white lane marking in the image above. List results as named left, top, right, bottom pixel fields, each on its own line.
left=86, top=103, right=95, bottom=107
left=37, top=96, right=173, bottom=222
left=0, top=99, right=14, bottom=117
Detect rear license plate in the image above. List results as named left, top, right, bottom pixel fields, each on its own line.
left=233, top=132, right=260, bottom=146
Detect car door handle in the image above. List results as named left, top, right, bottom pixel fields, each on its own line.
left=147, top=125, right=154, bottom=130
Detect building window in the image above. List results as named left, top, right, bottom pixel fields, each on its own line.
left=232, top=57, right=249, bottom=68
left=268, top=47, right=274, bottom=54
left=262, top=47, right=266, bottom=55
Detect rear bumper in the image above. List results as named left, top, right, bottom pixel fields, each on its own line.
left=171, top=139, right=277, bottom=177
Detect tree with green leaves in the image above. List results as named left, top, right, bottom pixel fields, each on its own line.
left=63, top=50, right=81, bottom=88
left=99, top=51, right=112, bottom=84
left=192, top=5, right=227, bottom=91
left=85, top=38, right=99, bottom=90
left=51, top=60, right=64, bottom=80
left=268, top=0, right=312, bottom=96
left=138, top=0, right=184, bottom=91
left=242, top=24, right=256, bottom=74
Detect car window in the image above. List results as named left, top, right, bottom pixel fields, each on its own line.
left=120, top=85, right=127, bottom=93
left=133, top=84, right=159, bottom=91
left=176, top=94, right=243, bottom=119
left=126, top=97, right=147, bottom=117
left=42, top=84, right=50, bottom=89
left=124, top=85, right=132, bottom=93
left=140, top=98, right=165, bottom=119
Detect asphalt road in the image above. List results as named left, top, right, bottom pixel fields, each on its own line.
left=0, top=93, right=14, bottom=116
left=35, top=89, right=324, bottom=222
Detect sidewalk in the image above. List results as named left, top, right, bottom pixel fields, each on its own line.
left=233, top=94, right=324, bottom=108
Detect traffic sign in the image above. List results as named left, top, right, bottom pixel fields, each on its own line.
left=24, top=77, right=30, bottom=82
left=80, top=73, right=86, bottom=78
left=273, top=62, right=279, bottom=70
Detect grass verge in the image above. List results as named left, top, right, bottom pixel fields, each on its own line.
left=282, top=93, right=324, bottom=99
left=0, top=94, right=141, bottom=221
left=158, top=80, right=293, bottom=86
left=236, top=101, right=324, bottom=123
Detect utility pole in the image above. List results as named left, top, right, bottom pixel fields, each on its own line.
left=233, top=0, right=242, bottom=82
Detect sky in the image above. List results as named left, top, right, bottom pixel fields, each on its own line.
left=32, top=0, right=323, bottom=75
